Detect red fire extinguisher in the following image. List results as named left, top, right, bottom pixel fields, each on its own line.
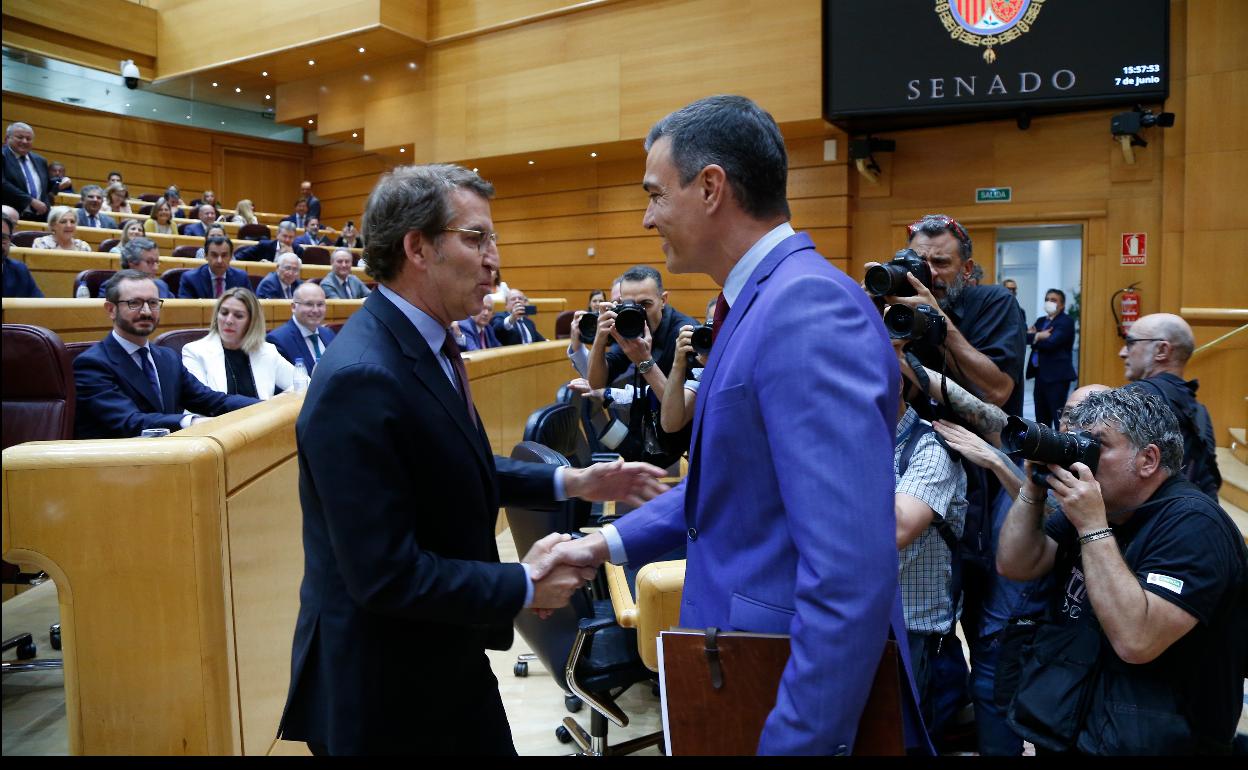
left=1111, top=282, right=1141, bottom=339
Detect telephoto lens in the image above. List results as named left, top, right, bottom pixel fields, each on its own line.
left=864, top=248, right=933, bottom=297
left=690, top=321, right=714, bottom=355
left=885, top=304, right=946, bottom=346
left=577, top=312, right=598, bottom=344
left=614, top=302, right=647, bottom=339
left=1002, top=415, right=1101, bottom=483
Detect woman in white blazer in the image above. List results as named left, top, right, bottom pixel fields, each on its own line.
left=183, top=287, right=293, bottom=399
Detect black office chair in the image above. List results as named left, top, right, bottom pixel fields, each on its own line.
left=505, top=441, right=658, bottom=755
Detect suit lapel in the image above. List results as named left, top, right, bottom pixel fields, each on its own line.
left=104, top=335, right=164, bottom=410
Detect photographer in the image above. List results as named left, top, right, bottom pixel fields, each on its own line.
left=997, top=388, right=1248, bottom=755
left=568, top=280, right=620, bottom=377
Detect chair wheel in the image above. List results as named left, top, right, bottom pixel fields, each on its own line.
left=514, top=661, right=528, bottom=677
left=49, top=625, right=62, bottom=651
left=555, top=725, right=573, bottom=744
left=564, top=694, right=582, bottom=713
left=16, top=640, right=37, bottom=660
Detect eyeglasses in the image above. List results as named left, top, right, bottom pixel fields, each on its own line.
left=1123, top=336, right=1164, bottom=348
left=907, top=214, right=970, bottom=245
left=443, top=227, right=499, bottom=255
left=294, top=301, right=327, bottom=309
left=120, top=299, right=164, bottom=311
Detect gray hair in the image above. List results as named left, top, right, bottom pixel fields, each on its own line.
left=645, top=95, right=790, bottom=221
left=907, top=214, right=973, bottom=263
left=331, top=248, right=354, bottom=262
left=1064, top=388, right=1184, bottom=475
left=361, top=164, right=495, bottom=283
left=276, top=252, right=302, bottom=269
left=81, top=184, right=104, bottom=197
left=5, top=122, right=33, bottom=138
left=620, top=265, right=664, bottom=292
left=276, top=220, right=297, bottom=235
left=103, top=269, right=154, bottom=304
left=119, top=237, right=158, bottom=267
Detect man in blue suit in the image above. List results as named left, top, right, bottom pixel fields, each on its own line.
left=241, top=221, right=305, bottom=263
left=74, top=269, right=258, bottom=439
left=267, top=282, right=335, bottom=372
left=3, top=122, right=52, bottom=220
left=1026, top=288, right=1077, bottom=428
left=178, top=236, right=250, bottom=299
left=75, top=185, right=118, bottom=229
left=3, top=212, right=44, bottom=297
left=544, top=96, right=931, bottom=755
left=458, top=304, right=501, bottom=350
left=181, top=203, right=218, bottom=238
left=256, top=253, right=303, bottom=299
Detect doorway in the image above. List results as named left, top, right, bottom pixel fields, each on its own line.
left=995, top=224, right=1083, bottom=422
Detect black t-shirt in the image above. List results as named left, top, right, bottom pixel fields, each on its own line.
left=914, top=283, right=1026, bottom=417
left=1044, top=476, right=1248, bottom=746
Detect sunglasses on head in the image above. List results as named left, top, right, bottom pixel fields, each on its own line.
left=907, top=214, right=970, bottom=245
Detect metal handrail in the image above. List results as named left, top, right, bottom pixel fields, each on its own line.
left=1193, top=323, right=1248, bottom=357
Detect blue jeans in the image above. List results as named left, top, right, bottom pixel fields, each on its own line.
left=969, top=631, right=1025, bottom=756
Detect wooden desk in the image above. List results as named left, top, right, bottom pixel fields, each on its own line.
left=1, top=341, right=579, bottom=754
left=16, top=222, right=361, bottom=257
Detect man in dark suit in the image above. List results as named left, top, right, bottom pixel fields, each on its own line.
left=293, top=217, right=332, bottom=248
left=267, top=282, right=335, bottom=372
left=319, top=248, right=371, bottom=300
left=181, top=203, right=218, bottom=238
left=283, top=198, right=311, bottom=230
left=276, top=163, right=666, bottom=756
left=242, top=221, right=304, bottom=263
left=3, top=122, right=52, bottom=220
left=178, top=236, right=250, bottom=299
left=76, top=184, right=118, bottom=229
left=101, top=237, right=173, bottom=298
left=73, top=269, right=258, bottom=439
left=300, top=180, right=321, bottom=220
left=255, top=252, right=303, bottom=299
left=2, top=212, right=44, bottom=297
left=458, top=304, right=501, bottom=351
left=491, top=288, right=546, bottom=345
left=1026, top=288, right=1077, bottom=428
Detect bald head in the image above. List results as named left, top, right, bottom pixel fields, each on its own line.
left=1120, top=313, right=1195, bottom=381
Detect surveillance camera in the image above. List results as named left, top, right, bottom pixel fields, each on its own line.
left=120, top=59, right=140, bottom=90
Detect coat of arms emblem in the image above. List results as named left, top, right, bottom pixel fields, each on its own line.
left=936, top=0, right=1046, bottom=63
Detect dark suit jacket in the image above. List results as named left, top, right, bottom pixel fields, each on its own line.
left=76, top=209, right=118, bottom=229
left=266, top=318, right=335, bottom=372
left=181, top=221, right=208, bottom=238
left=457, top=318, right=500, bottom=350
left=177, top=264, right=250, bottom=299
left=4, top=257, right=44, bottom=297
left=305, top=195, right=321, bottom=220
left=72, top=333, right=257, bottom=439
left=277, top=291, right=556, bottom=754
left=255, top=272, right=302, bottom=299
left=2, top=146, right=52, bottom=218
left=97, top=277, right=173, bottom=299
left=1025, top=311, right=1077, bottom=382
left=238, top=240, right=304, bottom=263
left=293, top=233, right=330, bottom=248
left=490, top=312, right=546, bottom=345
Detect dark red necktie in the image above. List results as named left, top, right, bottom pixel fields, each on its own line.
left=711, top=292, right=731, bottom=343
left=442, top=329, right=478, bottom=426
left=479, top=329, right=487, bottom=349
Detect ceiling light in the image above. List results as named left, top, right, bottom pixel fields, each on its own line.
left=351, top=132, right=358, bottom=138
left=358, top=47, right=366, bottom=53
left=307, top=119, right=314, bottom=124
left=472, top=167, right=479, bottom=173
left=527, top=160, right=535, bottom=165
left=185, top=115, right=191, bottom=119
left=590, top=152, right=597, bottom=158
left=408, top=62, right=418, bottom=70
left=399, top=148, right=406, bottom=153
left=124, top=103, right=130, bottom=107
left=261, top=71, right=268, bottom=77
left=211, top=82, right=218, bottom=87
left=221, top=121, right=226, bottom=125
left=308, top=59, right=316, bottom=66
left=265, top=94, right=271, bottom=100
left=362, top=74, right=371, bottom=82
left=234, top=87, right=242, bottom=93
left=152, top=108, right=158, bottom=112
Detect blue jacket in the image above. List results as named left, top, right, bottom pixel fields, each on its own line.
left=457, top=318, right=500, bottom=350
left=3, top=257, right=44, bottom=297
left=266, top=318, right=335, bottom=372
left=177, top=264, right=250, bottom=299
left=1026, top=311, right=1077, bottom=383
left=181, top=221, right=208, bottom=238
left=72, top=333, right=257, bottom=439
left=255, top=272, right=302, bottom=299
left=76, top=209, right=118, bottom=229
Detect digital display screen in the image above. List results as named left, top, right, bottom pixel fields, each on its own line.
left=824, top=0, right=1170, bottom=132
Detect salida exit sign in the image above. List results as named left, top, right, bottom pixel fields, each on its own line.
left=975, top=187, right=1012, bottom=203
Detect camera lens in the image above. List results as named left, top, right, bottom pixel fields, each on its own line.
left=615, top=304, right=646, bottom=339
left=1002, top=416, right=1101, bottom=473
left=866, top=264, right=911, bottom=297
left=690, top=323, right=713, bottom=355
left=578, top=312, right=598, bottom=344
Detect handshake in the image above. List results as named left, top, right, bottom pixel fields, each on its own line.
left=520, top=531, right=612, bottom=615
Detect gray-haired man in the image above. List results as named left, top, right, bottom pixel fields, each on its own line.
left=100, top=237, right=172, bottom=298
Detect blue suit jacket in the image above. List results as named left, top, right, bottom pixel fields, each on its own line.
left=612, top=232, right=930, bottom=755
left=238, top=240, right=304, bottom=263
left=76, top=209, right=118, bottom=229
left=177, top=264, right=250, bottom=299
left=266, top=318, right=335, bottom=372
left=2, top=146, right=51, bottom=217
left=457, top=318, right=500, bottom=350
left=72, top=333, right=257, bottom=439
left=4, top=257, right=44, bottom=297
left=1026, top=311, right=1077, bottom=383
left=255, top=272, right=302, bottom=299
left=181, top=221, right=208, bottom=237
left=490, top=313, right=546, bottom=345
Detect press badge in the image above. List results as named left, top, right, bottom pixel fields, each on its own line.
left=1146, top=573, right=1184, bottom=594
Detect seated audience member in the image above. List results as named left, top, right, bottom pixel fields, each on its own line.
left=182, top=203, right=218, bottom=237
left=48, top=161, right=73, bottom=194
left=144, top=197, right=176, bottom=235
left=101, top=237, right=173, bottom=299
left=76, top=184, right=117, bottom=229
left=458, top=304, right=501, bottom=351
left=284, top=197, right=310, bottom=229
left=33, top=205, right=91, bottom=251
left=106, top=170, right=123, bottom=186
left=109, top=219, right=146, bottom=254
left=266, top=282, right=335, bottom=372
left=73, top=270, right=259, bottom=439
left=164, top=185, right=186, bottom=217
left=179, top=235, right=249, bottom=299
left=293, top=217, right=331, bottom=247
left=183, top=288, right=294, bottom=399
left=102, top=182, right=131, bottom=215
left=299, top=180, right=321, bottom=219
left=245, top=220, right=303, bottom=262
left=492, top=288, right=546, bottom=345
left=221, top=198, right=257, bottom=225
left=194, top=224, right=228, bottom=258
left=192, top=189, right=218, bottom=210
left=256, top=252, right=303, bottom=299
left=319, top=248, right=371, bottom=299
left=2, top=212, right=44, bottom=297
left=334, top=220, right=364, bottom=248
left=997, top=387, right=1248, bottom=755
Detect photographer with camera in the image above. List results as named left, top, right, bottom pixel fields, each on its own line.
left=996, top=388, right=1248, bottom=755
left=568, top=280, right=620, bottom=377
left=586, top=265, right=696, bottom=465
left=492, top=287, right=545, bottom=345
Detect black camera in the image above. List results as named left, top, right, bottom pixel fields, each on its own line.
left=885, top=304, right=946, bottom=347
left=690, top=321, right=714, bottom=356
left=865, top=248, right=933, bottom=298
left=613, top=301, right=647, bottom=339
left=1002, top=416, right=1101, bottom=485
left=578, top=312, right=599, bottom=344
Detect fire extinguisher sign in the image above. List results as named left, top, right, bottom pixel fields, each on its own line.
left=1121, top=233, right=1147, bottom=265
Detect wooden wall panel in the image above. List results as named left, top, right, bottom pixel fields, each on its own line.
left=221, top=150, right=305, bottom=217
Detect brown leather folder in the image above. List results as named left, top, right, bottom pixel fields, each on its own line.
left=658, top=629, right=905, bottom=756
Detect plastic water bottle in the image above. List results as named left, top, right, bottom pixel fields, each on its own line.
left=75, top=282, right=90, bottom=298
left=292, top=358, right=310, bottom=393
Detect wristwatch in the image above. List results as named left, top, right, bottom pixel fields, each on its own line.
left=638, top=358, right=656, bottom=374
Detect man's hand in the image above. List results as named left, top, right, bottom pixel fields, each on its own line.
left=56, top=177, right=73, bottom=191
left=885, top=272, right=948, bottom=318
left=670, top=324, right=694, bottom=374
left=531, top=563, right=597, bottom=611
left=563, top=458, right=667, bottom=506
left=567, top=378, right=605, bottom=400
left=933, top=420, right=998, bottom=471
left=570, top=310, right=587, bottom=351
left=1045, top=462, right=1108, bottom=534
left=523, top=531, right=597, bottom=588
left=1034, top=328, right=1052, bottom=342
left=547, top=532, right=611, bottom=578
left=29, top=199, right=48, bottom=216
left=615, top=321, right=653, bottom=365
left=508, top=296, right=526, bottom=322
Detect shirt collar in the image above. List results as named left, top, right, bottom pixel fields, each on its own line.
left=111, top=329, right=148, bottom=356
left=377, top=284, right=449, bottom=355
left=895, top=406, right=919, bottom=442
left=721, top=221, right=795, bottom=307
left=294, top=318, right=318, bottom=337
